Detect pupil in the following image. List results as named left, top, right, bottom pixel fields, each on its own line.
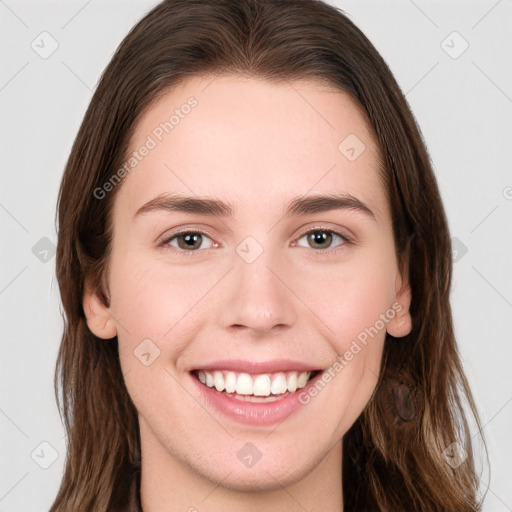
left=309, top=231, right=331, bottom=248
left=181, top=233, right=201, bottom=249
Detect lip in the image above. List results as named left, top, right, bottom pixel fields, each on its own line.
left=190, top=358, right=323, bottom=374
left=190, top=366, right=324, bottom=426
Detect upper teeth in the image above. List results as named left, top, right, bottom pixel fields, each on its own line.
left=196, top=370, right=311, bottom=396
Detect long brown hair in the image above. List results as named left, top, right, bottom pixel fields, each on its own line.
left=51, top=1, right=486, bottom=510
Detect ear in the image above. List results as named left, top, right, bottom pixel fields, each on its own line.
left=82, top=277, right=117, bottom=339
left=386, top=270, right=412, bottom=338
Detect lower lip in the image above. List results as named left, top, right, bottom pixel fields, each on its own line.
left=190, top=371, right=322, bottom=426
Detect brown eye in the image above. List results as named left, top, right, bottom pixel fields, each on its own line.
left=297, top=230, right=348, bottom=251
left=166, top=231, right=214, bottom=251
left=307, top=231, right=333, bottom=249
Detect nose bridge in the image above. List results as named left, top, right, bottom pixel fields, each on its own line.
left=218, top=235, right=298, bottom=334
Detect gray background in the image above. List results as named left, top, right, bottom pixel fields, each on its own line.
left=1, top=0, right=511, bottom=510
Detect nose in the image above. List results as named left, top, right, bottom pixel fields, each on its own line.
left=218, top=246, right=298, bottom=337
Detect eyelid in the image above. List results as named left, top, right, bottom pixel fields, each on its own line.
left=157, top=227, right=217, bottom=251
left=296, top=224, right=353, bottom=243
left=158, top=224, right=354, bottom=256
left=292, top=226, right=352, bottom=254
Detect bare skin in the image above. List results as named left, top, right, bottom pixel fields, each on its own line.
left=83, top=75, right=412, bottom=511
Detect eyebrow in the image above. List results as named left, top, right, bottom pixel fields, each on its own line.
left=134, top=192, right=376, bottom=221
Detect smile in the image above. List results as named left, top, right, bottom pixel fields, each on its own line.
left=190, top=361, right=324, bottom=425
left=194, top=369, right=318, bottom=400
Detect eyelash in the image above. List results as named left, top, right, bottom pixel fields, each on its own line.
left=158, top=227, right=352, bottom=258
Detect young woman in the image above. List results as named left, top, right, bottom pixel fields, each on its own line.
left=50, top=0, right=486, bottom=510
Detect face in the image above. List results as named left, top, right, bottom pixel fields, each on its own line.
left=84, top=75, right=411, bottom=498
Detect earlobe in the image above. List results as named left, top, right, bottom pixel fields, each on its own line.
left=83, top=279, right=117, bottom=340
left=387, top=272, right=412, bottom=338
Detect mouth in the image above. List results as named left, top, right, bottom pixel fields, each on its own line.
left=189, top=359, right=326, bottom=425
left=191, top=368, right=322, bottom=403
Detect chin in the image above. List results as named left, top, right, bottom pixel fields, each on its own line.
left=207, top=465, right=303, bottom=493
left=191, top=444, right=322, bottom=494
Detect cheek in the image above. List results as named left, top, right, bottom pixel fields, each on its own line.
left=108, top=254, right=197, bottom=341
left=109, top=264, right=165, bottom=335
left=303, top=275, right=390, bottom=437
left=290, top=252, right=394, bottom=432
left=108, top=254, right=216, bottom=384
left=292, top=253, right=396, bottom=345
left=108, top=258, right=195, bottom=424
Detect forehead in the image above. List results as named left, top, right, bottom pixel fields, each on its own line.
left=115, top=74, right=386, bottom=222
